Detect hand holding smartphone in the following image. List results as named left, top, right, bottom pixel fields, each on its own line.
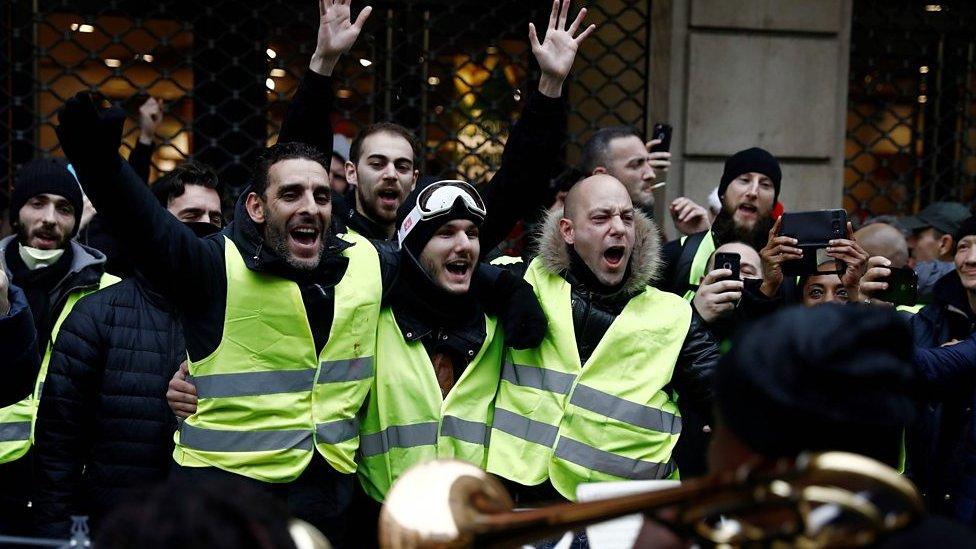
left=648, top=123, right=672, bottom=153
left=713, top=252, right=741, bottom=281
left=876, top=267, right=918, bottom=307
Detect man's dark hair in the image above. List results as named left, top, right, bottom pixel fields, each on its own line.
left=348, top=122, right=421, bottom=166
left=151, top=161, right=222, bottom=206
left=250, top=141, right=331, bottom=197
left=579, top=126, right=641, bottom=175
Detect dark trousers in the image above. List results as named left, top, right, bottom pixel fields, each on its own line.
left=172, top=458, right=354, bottom=547
left=0, top=455, right=35, bottom=549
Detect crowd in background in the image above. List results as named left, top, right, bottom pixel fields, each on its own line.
left=3, top=1, right=976, bottom=547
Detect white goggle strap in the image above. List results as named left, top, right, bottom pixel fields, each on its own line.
left=397, top=206, right=424, bottom=249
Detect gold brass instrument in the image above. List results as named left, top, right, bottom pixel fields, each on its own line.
left=378, top=452, right=924, bottom=548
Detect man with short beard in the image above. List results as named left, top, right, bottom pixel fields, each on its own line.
left=659, top=147, right=782, bottom=300
left=0, top=158, right=117, bottom=537
left=486, top=174, right=719, bottom=502
left=281, top=0, right=590, bottom=249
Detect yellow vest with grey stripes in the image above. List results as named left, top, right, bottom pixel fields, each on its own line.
left=173, top=234, right=381, bottom=482
left=486, top=257, right=691, bottom=500
left=0, top=272, right=119, bottom=463
left=357, top=308, right=504, bottom=502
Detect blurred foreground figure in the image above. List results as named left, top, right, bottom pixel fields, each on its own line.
left=96, top=476, right=322, bottom=549
left=636, top=305, right=976, bottom=548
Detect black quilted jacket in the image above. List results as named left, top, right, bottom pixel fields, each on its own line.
left=32, top=274, right=183, bottom=536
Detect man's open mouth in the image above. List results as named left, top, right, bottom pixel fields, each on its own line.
left=445, top=258, right=471, bottom=278
left=30, top=231, right=59, bottom=249
left=604, top=246, right=625, bottom=268
left=737, top=203, right=758, bottom=215
left=377, top=188, right=400, bottom=207
left=288, top=226, right=320, bottom=249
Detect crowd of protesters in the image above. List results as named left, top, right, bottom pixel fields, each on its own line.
left=3, top=0, right=976, bottom=547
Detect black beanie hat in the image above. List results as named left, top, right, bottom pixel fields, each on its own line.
left=395, top=178, right=485, bottom=259
left=718, top=147, right=782, bottom=202
left=953, top=215, right=976, bottom=247
left=716, top=304, right=916, bottom=467
left=10, top=158, right=84, bottom=236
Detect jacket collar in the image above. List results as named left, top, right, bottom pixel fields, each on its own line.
left=390, top=299, right=487, bottom=347
left=532, top=206, right=663, bottom=297
left=932, top=269, right=976, bottom=322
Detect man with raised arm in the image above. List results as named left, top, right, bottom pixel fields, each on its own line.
left=279, top=0, right=584, bottom=248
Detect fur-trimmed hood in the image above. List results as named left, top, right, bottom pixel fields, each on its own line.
left=532, top=207, right=663, bottom=296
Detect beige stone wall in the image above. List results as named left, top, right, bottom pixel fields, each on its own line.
left=650, top=0, right=853, bottom=238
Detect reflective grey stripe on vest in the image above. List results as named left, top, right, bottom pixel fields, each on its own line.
left=193, top=370, right=317, bottom=398
left=0, top=422, right=31, bottom=443
left=359, top=422, right=438, bottom=457
left=502, top=362, right=576, bottom=394
left=180, top=423, right=313, bottom=452
left=554, top=436, right=676, bottom=480
left=492, top=408, right=559, bottom=448
left=317, top=357, right=375, bottom=383
left=570, top=385, right=682, bottom=435
left=315, top=418, right=361, bottom=444
left=441, top=415, right=489, bottom=446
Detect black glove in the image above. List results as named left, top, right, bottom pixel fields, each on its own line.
left=55, top=92, right=126, bottom=183
left=478, top=266, right=548, bottom=350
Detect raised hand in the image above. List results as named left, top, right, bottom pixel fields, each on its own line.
left=759, top=216, right=803, bottom=298
left=669, top=197, right=710, bottom=236
left=137, top=97, right=163, bottom=144
left=693, top=268, right=744, bottom=323
left=310, top=0, right=373, bottom=76
left=859, top=255, right=894, bottom=306
left=827, top=222, right=869, bottom=298
left=56, top=92, right=126, bottom=180
left=529, top=0, right=596, bottom=98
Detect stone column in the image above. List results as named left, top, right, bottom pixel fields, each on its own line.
left=650, top=0, right=853, bottom=238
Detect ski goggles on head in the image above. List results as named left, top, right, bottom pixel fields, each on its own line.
left=397, top=180, right=487, bottom=247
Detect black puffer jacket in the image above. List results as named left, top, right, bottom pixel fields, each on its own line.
left=32, top=274, right=184, bottom=536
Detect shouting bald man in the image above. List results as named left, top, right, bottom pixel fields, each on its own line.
left=486, top=174, right=719, bottom=503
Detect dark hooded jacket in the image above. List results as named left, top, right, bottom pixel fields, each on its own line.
left=908, top=270, right=976, bottom=522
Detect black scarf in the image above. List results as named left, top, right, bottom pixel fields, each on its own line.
left=391, top=250, right=482, bottom=330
